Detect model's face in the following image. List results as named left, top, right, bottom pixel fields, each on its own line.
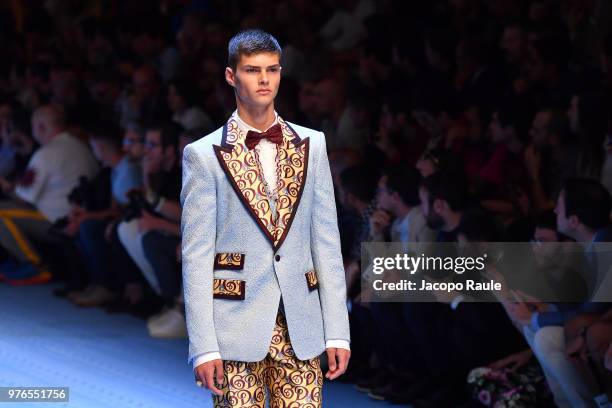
left=225, top=52, right=281, bottom=109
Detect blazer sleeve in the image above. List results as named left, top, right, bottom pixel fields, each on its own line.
left=310, top=132, right=351, bottom=344
left=181, top=144, right=220, bottom=364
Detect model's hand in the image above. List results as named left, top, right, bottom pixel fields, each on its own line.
left=194, top=359, right=225, bottom=396
left=325, top=348, right=350, bottom=380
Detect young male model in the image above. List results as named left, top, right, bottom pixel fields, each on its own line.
left=180, top=29, right=351, bottom=407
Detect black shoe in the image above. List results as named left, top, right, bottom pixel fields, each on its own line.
left=103, top=299, right=133, bottom=314
left=336, top=360, right=370, bottom=383
left=354, top=368, right=394, bottom=393
left=412, top=383, right=466, bottom=408
left=53, top=285, right=84, bottom=298
left=368, top=375, right=436, bottom=404
left=129, top=297, right=165, bottom=320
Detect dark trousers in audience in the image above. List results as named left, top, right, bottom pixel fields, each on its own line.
left=370, top=302, right=425, bottom=374
left=142, top=230, right=181, bottom=305
left=54, top=236, right=88, bottom=289
left=74, top=218, right=111, bottom=287
left=402, top=302, right=460, bottom=378
left=348, top=301, right=376, bottom=370
left=451, top=303, right=526, bottom=372
left=107, top=221, right=144, bottom=290
left=0, top=199, right=61, bottom=267
left=402, top=302, right=526, bottom=380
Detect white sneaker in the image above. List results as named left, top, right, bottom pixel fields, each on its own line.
left=148, top=308, right=187, bottom=339
left=146, top=306, right=171, bottom=329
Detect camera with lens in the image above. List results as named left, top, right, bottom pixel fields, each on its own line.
left=122, top=189, right=154, bottom=222
left=67, top=176, right=95, bottom=208
left=49, top=176, right=98, bottom=236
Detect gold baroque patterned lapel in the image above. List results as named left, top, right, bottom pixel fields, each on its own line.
left=213, top=115, right=310, bottom=251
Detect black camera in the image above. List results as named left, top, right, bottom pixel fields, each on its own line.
left=122, top=189, right=154, bottom=222
left=48, top=216, right=70, bottom=237
left=67, top=176, right=97, bottom=209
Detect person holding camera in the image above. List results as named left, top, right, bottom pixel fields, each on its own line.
left=62, top=124, right=143, bottom=306
left=116, top=122, right=184, bottom=336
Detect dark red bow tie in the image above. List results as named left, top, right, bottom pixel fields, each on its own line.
left=245, top=123, right=283, bottom=150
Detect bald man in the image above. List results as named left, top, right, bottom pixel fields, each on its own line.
left=0, top=105, right=99, bottom=284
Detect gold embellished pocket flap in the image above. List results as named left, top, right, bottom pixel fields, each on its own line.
left=213, top=252, right=245, bottom=270
left=213, top=278, right=245, bottom=300
left=305, top=269, right=319, bottom=291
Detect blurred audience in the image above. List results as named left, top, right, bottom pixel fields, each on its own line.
left=0, top=1, right=610, bottom=405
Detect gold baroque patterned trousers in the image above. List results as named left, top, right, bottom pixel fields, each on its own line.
left=212, top=305, right=323, bottom=407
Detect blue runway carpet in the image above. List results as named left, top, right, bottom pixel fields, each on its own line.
left=0, top=284, right=383, bottom=407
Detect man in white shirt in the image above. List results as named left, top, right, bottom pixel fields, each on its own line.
left=182, top=30, right=350, bottom=407
left=0, top=105, right=98, bottom=284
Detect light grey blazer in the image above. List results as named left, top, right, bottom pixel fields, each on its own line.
left=180, top=116, right=350, bottom=364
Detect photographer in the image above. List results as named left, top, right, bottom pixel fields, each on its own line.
left=62, top=124, right=143, bottom=307
left=116, top=123, right=184, bottom=337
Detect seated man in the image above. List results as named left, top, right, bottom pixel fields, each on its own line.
left=0, top=105, right=99, bottom=284
left=61, top=123, right=143, bottom=306
left=508, top=179, right=612, bottom=407
left=142, top=125, right=193, bottom=338
left=116, top=123, right=183, bottom=336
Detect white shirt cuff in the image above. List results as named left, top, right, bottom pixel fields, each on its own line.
left=193, top=351, right=221, bottom=369
left=326, top=339, right=350, bottom=351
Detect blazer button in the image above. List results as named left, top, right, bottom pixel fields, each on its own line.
left=275, top=254, right=281, bottom=261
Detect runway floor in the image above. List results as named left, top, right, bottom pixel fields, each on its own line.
left=0, top=283, right=384, bottom=407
